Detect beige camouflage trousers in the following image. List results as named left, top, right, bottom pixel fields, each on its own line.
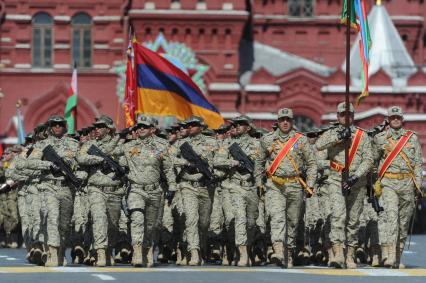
left=73, top=189, right=92, bottom=249
left=378, top=177, right=415, bottom=248
left=265, top=179, right=303, bottom=248
left=326, top=175, right=367, bottom=247
left=180, top=183, right=214, bottom=251
left=128, top=183, right=162, bottom=248
left=229, top=183, right=258, bottom=246
left=39, top=180, right=73, bottom=248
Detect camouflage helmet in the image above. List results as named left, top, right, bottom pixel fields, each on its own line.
left=232, top=115, right=253, bottom=126
left=136, top=115, right=154, bottom=127
left=184, top=116, right=206, bottom=127
left=47, top=115, right=66, bottom=125
left=214, top=124, right=229, bottom=133
left=94, top=115, right=115, bottom=129
left=202, top=128, right=215, bottom=136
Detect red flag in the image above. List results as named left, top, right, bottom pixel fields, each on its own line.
left=123, top=36, right=137, bottom=127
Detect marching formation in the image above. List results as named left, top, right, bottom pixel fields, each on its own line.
left=0, top=102, right=423, bottom=270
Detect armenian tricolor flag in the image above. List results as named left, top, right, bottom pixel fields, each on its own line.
left=341, top=0, right=372, bottom=104
left=133, top=43, right=224, bottom=129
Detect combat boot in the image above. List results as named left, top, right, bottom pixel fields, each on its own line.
left=370, top=245, right=381, bottom=267
left=330, top=244, right=344, bottom=268
left=74, top=246, right=86, bottom=264
left=7, top=233, right=18, bottom=248
left=384, top=244, right=396, bottom=268
left=95, top=249, right=106, bottom=267
left=381, top=244, right=389, bottom=265
left=145, top=247, right=154, bottom=268
left=45, top=246, right=59, bottom=267
left=286, top=248, right=294, bottom=268
left=108, top=248, right=116, bottom=266
left=32, top=247, right=44, bottom=266
left=237, top=245, right=249, bottom=267
left=26, top=248, right=34, bottom=263
left=270, top=242, right=284, bottom=266
left=345, top=246, right=357, bottom=269
left=188, top=249, right=200, bottom=266
left=327, top=247, right=334, bottom=266
left=175, top=248, right=183, bottom=265
left=222, top=245, right=230, bottom=266
left=396, top=243, right=405, bottom=269
left=132, top=245, right=143, bottom=267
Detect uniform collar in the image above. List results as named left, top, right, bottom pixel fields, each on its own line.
left=389, top=128, right=405, bottom=139
left=275, top=129, right=295, bottom=141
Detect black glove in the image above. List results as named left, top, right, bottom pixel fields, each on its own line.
left=166, top=191, right=175, bottom=206
left=305, top=188, right=314, bottom=198
left=415, top=190, right=423, bottom=204
left=343, top=175, right=358, bottom=192
left=337, top=127, right=352, bottom=141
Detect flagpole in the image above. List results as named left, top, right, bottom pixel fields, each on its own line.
left=74, top=62, right=78, bottom=131
left=344, top=0, right=352, bottom=187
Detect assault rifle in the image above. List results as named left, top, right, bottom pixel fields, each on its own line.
left=367, top=173, right=384, bottom=214
left=180, top=142, right=215, bottom=181
left=42, top=145, right=82, bottom=188
left=87, top=145, right=128, bottom=183
left=228, top=143, right=254, bottom=174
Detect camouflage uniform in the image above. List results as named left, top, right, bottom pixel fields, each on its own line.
left=119, top=116, right=176, bottom=267
left=77, top=115, right=123, bottom=266
left=12, top=142, right=46, bottom=263
left=1, top=147, right=21, bottom=248
left=256, top=108, right=317, bottom=267
left=171, top=116, right=216, bottom=265
left=316, top=102, right=373, bottom=268
left=373, top=106, right=423, bottom=268
left=209, top=125, right=236, bottom=265
left=24, top=115, right=79, bottom=266
left=214, top=115, right=260, bottom=266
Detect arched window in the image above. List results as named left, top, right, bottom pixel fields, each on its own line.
left=293, top=115, right=316, bottom=132
left=288, top=0, right=314, bottom=17
left=32, top=12, right=53, bottom=67
left=72, top=13, right=92, bottom=68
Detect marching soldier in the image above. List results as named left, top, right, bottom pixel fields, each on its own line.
left=214, top=116, right=260, bottom=266
left=373, top=106, right=423, bottom=268
left=255, top=108, right=317, bottom=268
left=23, top=115, right=79, bottom=266
left=77, top=115, right=123, bottom=267
left=316, top=102, right=373, bottom=268
left=170, top=116, right=216, bottom=266
left=119, top=116, right=176, bottom=267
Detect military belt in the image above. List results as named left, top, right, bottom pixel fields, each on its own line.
left=99, top=186, right=119, bottom=193
left=383, top=172, right=411, bottom=180
left=185, top=180, right=208, bottom=187
left=270, top=175, right=299, bottom=186
left=44, top=179, right=68, bottom=186
left=233, top=179, right=255, bottom=186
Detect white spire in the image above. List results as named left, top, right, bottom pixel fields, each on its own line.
left=342, top=5, right=416, bottom=87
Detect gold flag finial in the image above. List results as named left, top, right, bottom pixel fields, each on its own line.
left=377, top=0, right=382, bottom=6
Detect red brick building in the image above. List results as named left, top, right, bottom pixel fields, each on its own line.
left=0, top=0, right=426, bottom=160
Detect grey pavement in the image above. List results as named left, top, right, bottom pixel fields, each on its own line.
left=0, top=235, right=425, bottom=283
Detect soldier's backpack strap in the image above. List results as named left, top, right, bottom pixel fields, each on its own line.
left=266, top=133, right=302, bottom=177
left=330, top=129, right=364, bottom=173
left=378, top=131, right=413, bottom=178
